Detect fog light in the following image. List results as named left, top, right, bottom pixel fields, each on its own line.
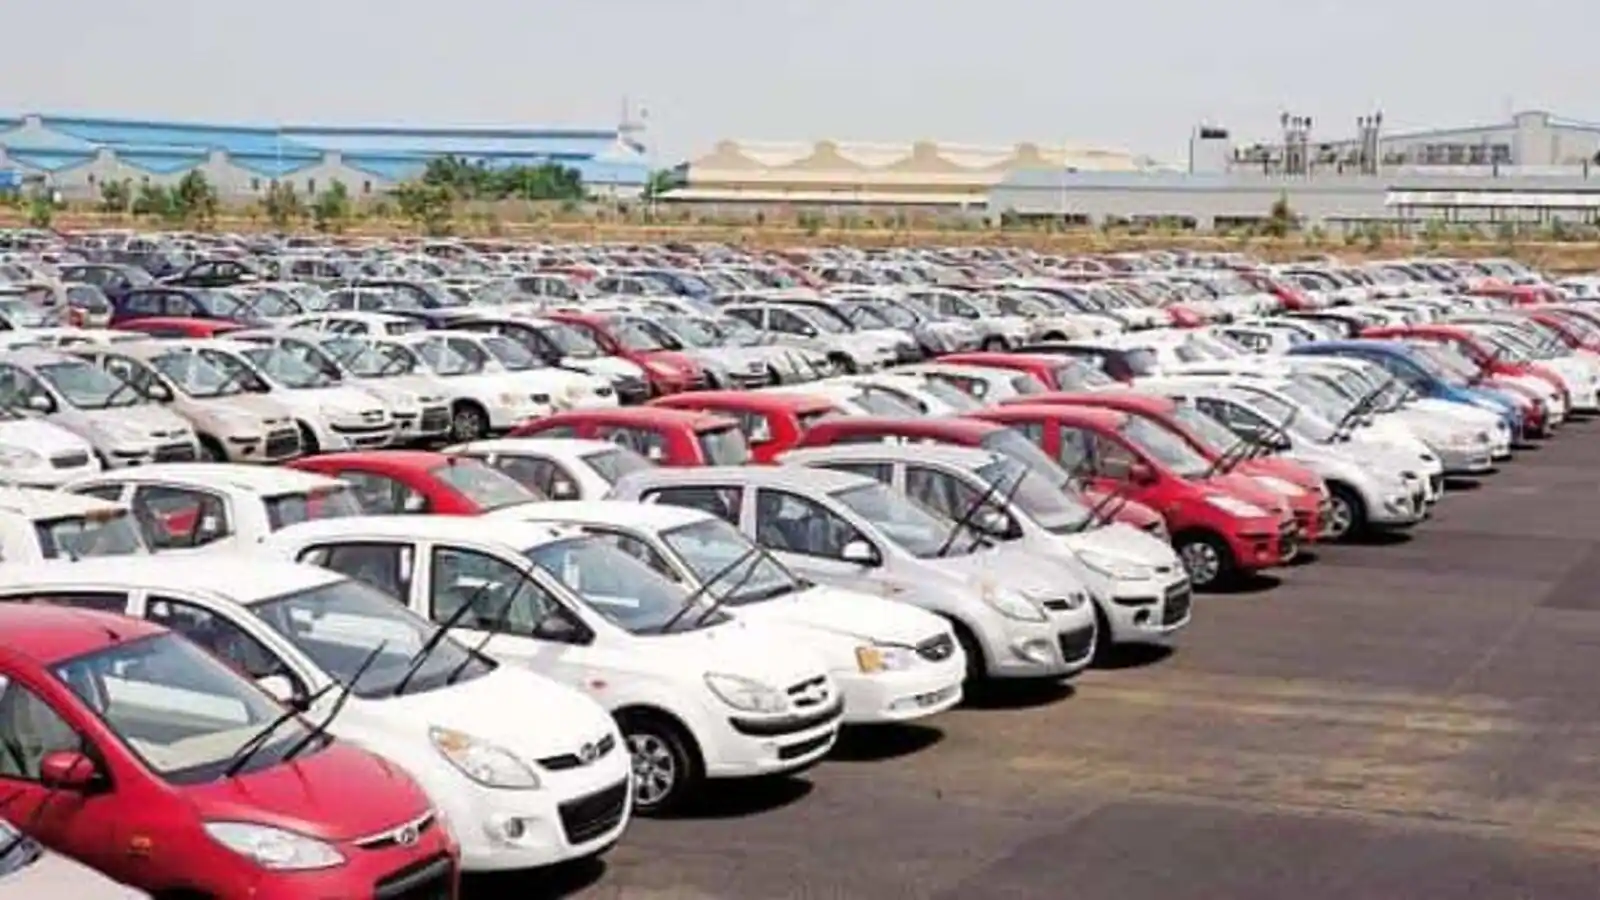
left=1015, top=638, right=1053, bottom=664
left=1133, top=609, right=1151, bottom=626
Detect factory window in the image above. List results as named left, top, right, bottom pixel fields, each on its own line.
left=86, top=174, right=96, bottom=186
left=362, top=181, right=372, bottom=195
left=306, top=178, right=316, bottom=195
left=250, top=178, right=260, bottom=191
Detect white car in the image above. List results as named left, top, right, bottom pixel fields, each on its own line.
left=0, top=818, right=149, bottom=899
left=186, top=339, right=397, bottom=452
left=0, top=487, right=147, bottom=561
left=445, top=437, right=656, bottom=500
left=263, top=516, right=843, bottom=815
left=378, top=333, right=556, bottom=441
left=0, top=405, right=98, bottom=486
left=0, top=556, right=631, bottom=872
left=496, top=500, right=967, bottom=723
left=64, top=463, right=363, bottom=554
left=449, top=330, right=620, bottom=412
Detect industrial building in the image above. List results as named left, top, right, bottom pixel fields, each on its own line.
left=0, top=112, right=653, bottom=200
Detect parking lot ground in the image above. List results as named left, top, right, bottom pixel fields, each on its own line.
left=496, top=419, right=1600, bottom=900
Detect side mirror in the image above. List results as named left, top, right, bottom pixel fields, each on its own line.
left=533, top=612, right=589, bottom=644
left=25, top=393, right=53, bottom=413
left=145, top=381, right=174, bottom=403
left=1271, top=434, right=1292, bottom=452
left=840, top=540, right=880, bottom=566
left=799, top=326, right=818, bottom=338
left=974, top=508, right=1011, bottom=536
left=38, top=750, right=101, bottom=791
left=1127, top=461, right=1158, bottom=485
left=256, top=674, right=304, bottom=708
left=550, top=480, right=579, bottom=500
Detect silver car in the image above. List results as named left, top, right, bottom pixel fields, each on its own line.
left=0, top=818, right=149, bottom=898
left=610, top=465, right=1099, bottom=682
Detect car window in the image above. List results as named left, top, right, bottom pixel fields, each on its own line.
left=531, top=424, right=579, bottom=439
left=1055, top=427, right=1094, bottom=474
left=581, top=528, right=680, bottom=581
left=68, top=484, right=125, bottom=502
left=0, top=591, right=129, bottom=613
left=0, top=678, right=83, bottom=782
left=129, top=485, right=231, bottom=550
left=428, top=545, right=561, bottom=637
left=598, top=425, right=668, bottom=462
left=905, top=466, right=989, bottom=521
left=814, top=461, right=893, bottom=483
left=298, top=542, right=415, bottom=600
left=928, top=373, right=987, bottom=399
left=754, top=489, right=866, bottom=560
left=335, top=470, right=429, bottom=514
left=642, top=485, right=743, bottom=525
left=145, top=596, right=303, bottom=691
left=1089, top=433, right=1139, bottom=479
left=487, top=455, right=580, bottom=500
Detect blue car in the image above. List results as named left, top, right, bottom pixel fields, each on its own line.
left=1287, top=339, right=1525, bottom=436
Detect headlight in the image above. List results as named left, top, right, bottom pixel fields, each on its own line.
left=0, top=446, right=42, bottom=468
left=855, top=643, right=919, bottom=673
left=1252, top=475, right=1305, bottom=498
left=978, top=582, right=1048, bottom=622
left=704, top=673, right=788, bottom=713
left=1204, top=494, right=1268, bottom=518
left=429, top=726, right=540, bottom=789
left=202, top=822, right=345, bottom=871
left=1076, top=549, right=1156, bottom=580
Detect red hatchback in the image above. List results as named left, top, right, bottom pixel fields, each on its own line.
left=0, top=604, right=457, bottom=899
left=511, top=407, right=752, bottom=466
left=650, top=390, right=842, bottom=462
left=113, top=316, right=245, bottom=339
left=291, top=450, right=543, bottom=515
left=540, top=311, right=708, bottom=396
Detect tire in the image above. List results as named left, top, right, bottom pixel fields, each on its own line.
left=449, top=401, right=489, bottom=442
left=1174, top=530, right=1236, bottom=590
left=1041, top=331, right=1068, bottom=342
left=197, top=435, right=226, bottom=462
left=1090, top=601, right=1114, bottom=663
left=947, top=617, right=987, bottom=684
left=617, top=710, right=702, bottom=817
left=766, top=365, right=782, bottom=386
left=828, top=353, right=858, bottom=375
left=981, top=336, right=1009, bottom=351
left=1323, top=483, right=1367, bottom=542
left=296, top=422, right=320, bottom=455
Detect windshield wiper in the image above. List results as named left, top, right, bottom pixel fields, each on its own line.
left=690, top=552, right=767, bottom=628
left=279, top=640, right=390, bottom=764
left=1070, top=484, right=1130, bottom=532
left=392, top=578, right=499, bottom=697
left=659, top=546, right=760, bottom=634
left=222, top=679, right=339, bottom=778
left=934, top=469, right=1020, bottom=558
left=442, top=567, right=541, bottom=686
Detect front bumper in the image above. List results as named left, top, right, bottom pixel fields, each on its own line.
left=439, top=756, right=632, bottom=872
left=1101, top=576, right=1193, bottom=644
left=835, top=659, right=965, bottom=724
left=704, top=698, right=844, bottom=778
left=1432, top=443, right=1495, bottom=474
left=325, top=420, right=398, bottom=450
left=979, top=608, right=1097, bottom=680
left=1227, top=516, right=1297, bottom=571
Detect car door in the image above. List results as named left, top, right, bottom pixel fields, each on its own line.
left=749, top=487, right=876, bottom=586
left=128, top=483, right=234, bottom=553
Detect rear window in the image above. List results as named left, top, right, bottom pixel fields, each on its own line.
left=696, top=426, right=751, bottom=466
left=1011, top=374, right=1046, bottom=395
left=428, top=460, right=542, bottom=511
left=263, top=486, right=364, bottom=531
left=34, top=511, right=146, bottom=559
left=582, top=446, right=654, bottom=484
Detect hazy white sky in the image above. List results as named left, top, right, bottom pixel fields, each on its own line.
left=3, top=0, right=1594, bottom=164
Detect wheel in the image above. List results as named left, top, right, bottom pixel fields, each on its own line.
left=618, top=711, right=701, bottom=816
left=1322, top=483, right=1366, bottom=542
left=449, top=401, right=489, bottom=442
left=947, top=618, right=986, bottom=684
left=1090, top=601, right=1114, bottom=663
left=829, top=354, right=858, bottom=375
left=1175, top=531, right=1236, bottom=590
left=296, top=422, right=320, bottom=455
left=197, top=435, right=226, bottom=462
left=981, top=336, right=1008, bottom=351
left=766, top=365, right=782, bottom=386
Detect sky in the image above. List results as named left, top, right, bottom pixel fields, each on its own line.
left=3, top=0, right=1595, bottom=166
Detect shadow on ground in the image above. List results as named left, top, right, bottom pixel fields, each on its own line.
left=830, top=723, right=945, bottom=762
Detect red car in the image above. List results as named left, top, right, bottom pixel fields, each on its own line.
left=650, top=390, right=842, bottom=462
left=1362, top=324, right=1571, bottom=409
left=970, top=404, right=1297, bottom=588
left=290, top=450, right=542, bottom=514
left=0, top=604, right=457, bottom=898
left=794, top=414, right=1168, bottom=534
left=1515, top=308, right=1600, bottom=354
left=113, top=316, right=245, bottom=338
left=510, top=406, right=751, bottom=466
left=1001, top=390, right=1329, bottom=541
left=540, top=310, right=708, bottom=396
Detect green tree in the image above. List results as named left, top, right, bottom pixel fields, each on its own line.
left=98, top=178, right=132, bottom=215
left=642, top=168, right=681, bottom=201
left=26, top=188, right=53, bottom=229
left=172, top=170, right=218, bottom=228
left=392, top=180, right=454, bottom=235
left=311, top=180, right=352, bottom=233
left=1263, top=193, right=1297, bottom=238
left=262, top=181, right=303, bottom=229
left=131, top=181, right=175, bottom=219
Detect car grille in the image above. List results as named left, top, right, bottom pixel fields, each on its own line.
left=538, top=733, right=617, bottom=771
left=557, top=780, right=629, bottom=846
left=732, top=372, right=769, bottom=389
left=1162, top=581, right=1193, bottom=625
left=153, top=442, right=197, bottom=462
left=374, top=853, right=454, bottom=900
left=50, top=451, right=90, bottom=469
left=915, top=633, right=956, bottom=663
left=419, top=406, right=451, bottom=433
left=786, top=675, right=830, bottom=709
left=615, top=377, right=649, bottom=403
left=1057, top=625, right=1096, bottom=663
left=1041, top=597, right=1078, bottom=612
left=264, top=428, right=300, bottom=460
left=777, top=731, right=834, bottom=762
left=354, top=811, right=438, bottom=850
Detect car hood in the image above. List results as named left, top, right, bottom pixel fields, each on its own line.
left=278, top=386, right=387, bottom=417
left=923, top=541, right=1089, bottom=596
left=1407, top=397, right=1501, bottom=427
left=379, top=663, right=616, bottom=759
left=561, top=355, right=646, bottom=380
left=0, top=418, right=92, bottom=455
left=182, top=741, right=430, bottom=843
left=1208, top=473, right=1293, bottom=516
left=640, top=350, right=702, bottom=373
left=71, top=406, right=193, bottom=444
left=731, top=583, right=947, bottom=645
left=1058, top=521, right=1182, bottom=569
left=189, top=393, right=295, bottom=426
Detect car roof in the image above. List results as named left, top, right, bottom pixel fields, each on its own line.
left=0, top=346, right=77, bottom=366
left=804, top=415, right=1000, bottom=438
left=898, top=362, right=1014, bottom=380
left=616, top=463, right=873, bottom=493
left=0, top=554, right=341, bottom=606
left=295, top=449, right=453, bottom=470
left=274, top=514, right=578, bottom=547
left=0, top=487, right=123, bottom=519
left=495, top=499, right=710, bottom=530
left=447, top=437, right=621, bottom=458
left=0, top=604, right=166, bottom=665
left=71, top=462, right=344, bottom=494
left=780, top=442, right=998, bottom=470
left=980, top=404, right=1127, bottom=428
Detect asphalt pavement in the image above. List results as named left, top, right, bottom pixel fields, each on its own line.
left=480, top=419, right=1600, bottom=899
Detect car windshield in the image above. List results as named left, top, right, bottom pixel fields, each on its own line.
left=480, top=335, right=540, bottom=371
left=1119, top=414, right=1210, bottom=478
left=1243, top=388, right=1336, bottom=442
left=263, top=486, right=363, bottom=530
left=803, top=308, right=848, bottom=334
left=844, top=304, right=894, bottom=328
left=251, top=577, right=490, bottom=698
left=832, top=481, right=980, bottom=558
left=0, top=817, right=39, bottom=874
left=195, top=290, right=249, bottom=319
left=979, top=429, right=1079, bottom=488
left=525, top=536, right=729, bottom=633
left=0, top=299, right=51, bottom=328
left=613, top=320, right=668, bottom=351
left=1167, top=401, right=1243, bottom=455
left=582, top=446, right=654, bottom=484
left=241, top=346, right=336, bottom=389
left=974, top=456, right=1092, bottom=534
left=149, top=351, right=245, bottom=397
left=661, top=517, right=802, bottom=605
left=1282, top=377, right=1355, bottom=422
left=662, top=316, right=721, bottom=348
left=539, top=322, right=602, bottom=357
left=35, top=360, right=143, bottom=409
left=1055, top=364, right=1114, bottom=390
left=906, top=377, right=981, bottom=411
left=34, top=510, right=146, bottom=559
left=852, top=388, right=921, bottom=417
left=52, top=632, right=313, bottom=783
left=415, top=339, right=478, bottom=376
left=697, top=426, right=751, bottom=465
left=429, top=460, right=541, bottom=510
left=323, top=337, right=416, bottom=377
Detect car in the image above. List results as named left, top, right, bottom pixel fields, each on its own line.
left=112, top=316, right=246, bottom=339
left=650, top=390, right=843, bottom=463
left=0, top=347, right=201, bottom=468
left=64, top=463, right=363, bottom=554
left=111, top=288, right=258, bottom=327
left=286, top=310, right=428, bottom=337
left=0, top=403, right=99, bottom=486
left=265, top=516, right=842, bottom=815
left=445, top=437, right=656, bottom=500
left=608, top=465, right=1100, bottom=683
left=0, top=815, right=150, bottom=899
left=68, top=339, right=304, bottom=464
left=934, top=351, right=1112, bottom=392
left=1362, top=325, right=1570, bottom=423
left=373, top=332, right=556, bottom=441
left=778, top=443, right=1192, bottom=652
left=541, top=311, right=709, bottom=397
left=0, top=487, right=147, bottom=561
left=510, top=407, right=752, bottom=467
left=422, top=312, right=652, bottom=402
left=0, top=601, right=459, bottom=897
left=290, top=450, right=545, bottom=515
left=3, top=556, right=628, bottom=874
left=720, top=300, right=898, bottom=374
left=1012, top=341, right=1162, bottom=383
left=970, top=405, right=1298, bottom=588
left=499, top=500, right=967, bottom=723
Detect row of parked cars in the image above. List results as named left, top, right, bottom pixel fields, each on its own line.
left=0, top=232, right=1597, bottom=899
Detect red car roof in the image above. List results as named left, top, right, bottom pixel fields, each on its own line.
left=291, top=450, right=453, bottom=473
left=652, top=391, right=838, bottom=415
left=805, top=415, right=1003, bottom=441
left=0, top=604, right=164, bottom=665
left=1004, top=390, right=1176, bottom=415
left=975, top=404, right=1128, bottom=429
left=114, top=317, right=244, bottom=335
left=939, top=352, right=1072, bottom=369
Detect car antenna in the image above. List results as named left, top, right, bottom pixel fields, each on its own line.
left=279, top=639, right=391, bottom=764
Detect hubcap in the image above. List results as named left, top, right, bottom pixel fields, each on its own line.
left=452, top=410, right=482, bottom=440
left=1325, top=496, right=1354, bottom=539
left=1179, top=541, right=1222, bottom=586
left=627, top=733, right=677, bottom=809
